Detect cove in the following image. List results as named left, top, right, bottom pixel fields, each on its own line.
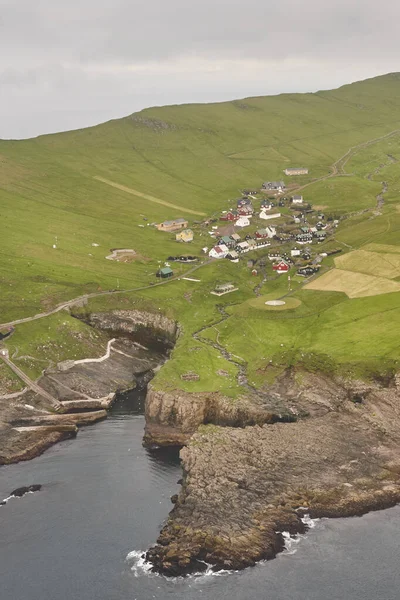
left=1, top=388, right=400, bottom=600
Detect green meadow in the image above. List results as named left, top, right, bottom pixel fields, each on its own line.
left=1, top=73, right=400, bottom=393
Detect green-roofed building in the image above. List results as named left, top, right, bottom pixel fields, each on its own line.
left=157, top=267, right=174, bottom=279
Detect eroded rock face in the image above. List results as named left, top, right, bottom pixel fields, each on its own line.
left=85, top=310, right=178, bottom=350
left=143, top=386, right=276, bottom=447
left=147, top=372, right=400, bottom=575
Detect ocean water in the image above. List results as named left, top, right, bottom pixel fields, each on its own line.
left=1, top=389, right=400, bottom=600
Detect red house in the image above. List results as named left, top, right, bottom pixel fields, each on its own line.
left=237, top=204, right=254, bottom=216
left=272, top=260, right=290, bottom=274
left=220, top=210, right=239, bottom=222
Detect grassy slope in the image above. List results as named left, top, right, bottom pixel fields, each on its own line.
left=2, top=73, right=400, bottom=392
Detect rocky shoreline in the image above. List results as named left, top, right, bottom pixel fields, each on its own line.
left=146, top=371, right=400, bottom=575
left=0, top=310, right=177, bottom=465
left=3, top=308, right=400, bottom=579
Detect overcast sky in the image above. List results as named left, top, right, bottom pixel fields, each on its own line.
left=1, top=0, right=400, bottom=139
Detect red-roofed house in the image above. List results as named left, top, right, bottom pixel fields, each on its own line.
left=272, top=260, right=290, bottom=274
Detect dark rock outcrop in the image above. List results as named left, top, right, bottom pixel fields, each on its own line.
left=146, top=371, right=400, bottom=575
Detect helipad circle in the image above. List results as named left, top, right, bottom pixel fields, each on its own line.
left=265, top=300, right=286, bottom=306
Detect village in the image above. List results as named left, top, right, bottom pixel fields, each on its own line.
left=154, top=169, right=342, bottom=283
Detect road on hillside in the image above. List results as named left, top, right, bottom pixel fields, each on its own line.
left=94, top=176, right=206, bottom=216
left=2, top=129, right=399, bottom=332
left=0, top=260, right=214, bottom=329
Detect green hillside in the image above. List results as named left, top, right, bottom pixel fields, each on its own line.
left=1, top=73, right=400, bottom=394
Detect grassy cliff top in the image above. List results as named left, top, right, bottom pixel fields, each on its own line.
left=1, top=73, right=400, bottom=393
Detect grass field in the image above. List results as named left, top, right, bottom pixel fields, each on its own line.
left=2, top=73, right=400, bottom=391
left=305, top=269, right=400, bottom=298
left=335, top=250, right=400, bottom=278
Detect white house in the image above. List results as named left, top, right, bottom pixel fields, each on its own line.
left=235, top=216, right=251, bottom=227
left=292, top=195, right=303, bottom=204
left=209, top=244, right=229, bottom=259
left=260, top=212, right=281, bottom=220
left=291, top=248, right=301, bottom=257
left=236, top=241, right=250, bottom=253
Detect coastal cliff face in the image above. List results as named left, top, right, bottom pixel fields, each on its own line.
left=84, top=310, right=178, bottom=350
left=146, top=372, right=400, bottom=575
left=0, top=309, right=175, bottom=465
left=143, top=386, right=277, bottom=447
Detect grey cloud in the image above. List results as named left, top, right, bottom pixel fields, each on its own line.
left=0, top=0, right=399, bottom=138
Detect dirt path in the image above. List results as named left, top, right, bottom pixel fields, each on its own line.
left=0, top=354, right=61, bottom=410
left=292, top=128, right=400, bottom=194
left=94, top=176, right=206, bottom=216
left=0, top=261, right=213, bottom=329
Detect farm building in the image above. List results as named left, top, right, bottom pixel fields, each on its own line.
left=237, top=197, right=253, bottom=207
left=235, top=216, right=251, bottom=228
left=236, top=241, right=250, bottom=254
left=219, top=235, right=236, bottom=248
left=255, top=227, right=276, bottom=239
left=227, top=250, right=239, bottom=262
left=209, top=244, right=229, bottom=259
left=284, top=168, right=309, bottom=176
left=211, top=283, right=238, bottom=296
left=298, top=266, right=319, bottom=277
left=220, top=210, right=239, bottom=222
left=238, top=204, right=254, bottom=216
left=176, top=229, right=194, bottom=242
left=260, top=211, right=281, bottom=220
left=262, top=181, right=286, bottom=192
left=292, top=195, right=304, bottom=204
left=273, top=260, right=290, bottom=274
left=268, top=251, right=282, bottom=261
left=157, top=267, right=174, bottom=279
left=157, top=218, right=188, bottom=232
left=246, top=238, right=258, bottom=251
left=261, top=198, right=274, bottom=209
left=296, top=233, right=313, bottom=244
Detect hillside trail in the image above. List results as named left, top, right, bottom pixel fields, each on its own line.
left=3, top=129, right=400, bottom=332
left=0, top=261, right=213, bottom=329
left=192, top=305, right=266, bottom=399
left=292, top=128, right=400, bottom=194
left=94, top=176, right=206, bottom=216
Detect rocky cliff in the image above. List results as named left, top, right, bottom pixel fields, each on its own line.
left=83, top=310, right=178, bottom=350
left=146, top=371, right=400, bottom=575
left=143, top=386, right=278, bottom=447
left=0, top=310, right=174, bottom=464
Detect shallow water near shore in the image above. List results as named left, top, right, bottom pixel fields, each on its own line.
left=1, top=389, right=400, bottom=600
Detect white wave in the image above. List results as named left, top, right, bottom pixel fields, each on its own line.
left=1, top=496, right=13, bottom=505
left=126, top=550, right=154, bottom=577
left=125, top=550, right=236, bottom=580
left=301, top=513, right=318, bottom=529
left=281, top=530, right=301, bottom=555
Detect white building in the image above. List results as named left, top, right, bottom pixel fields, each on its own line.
left=259, top=212, right=281, bottom=220
left=209, top=244, right=229, bottom=259
left=291, top=248, right=301, bottom=257
left=292, top=195, right=303, bottom=204
left=285, top=168, right=309, bottom=176
left=236, top=241, right=250, bottom=253
left=235, top=216, right=251, bottom=228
